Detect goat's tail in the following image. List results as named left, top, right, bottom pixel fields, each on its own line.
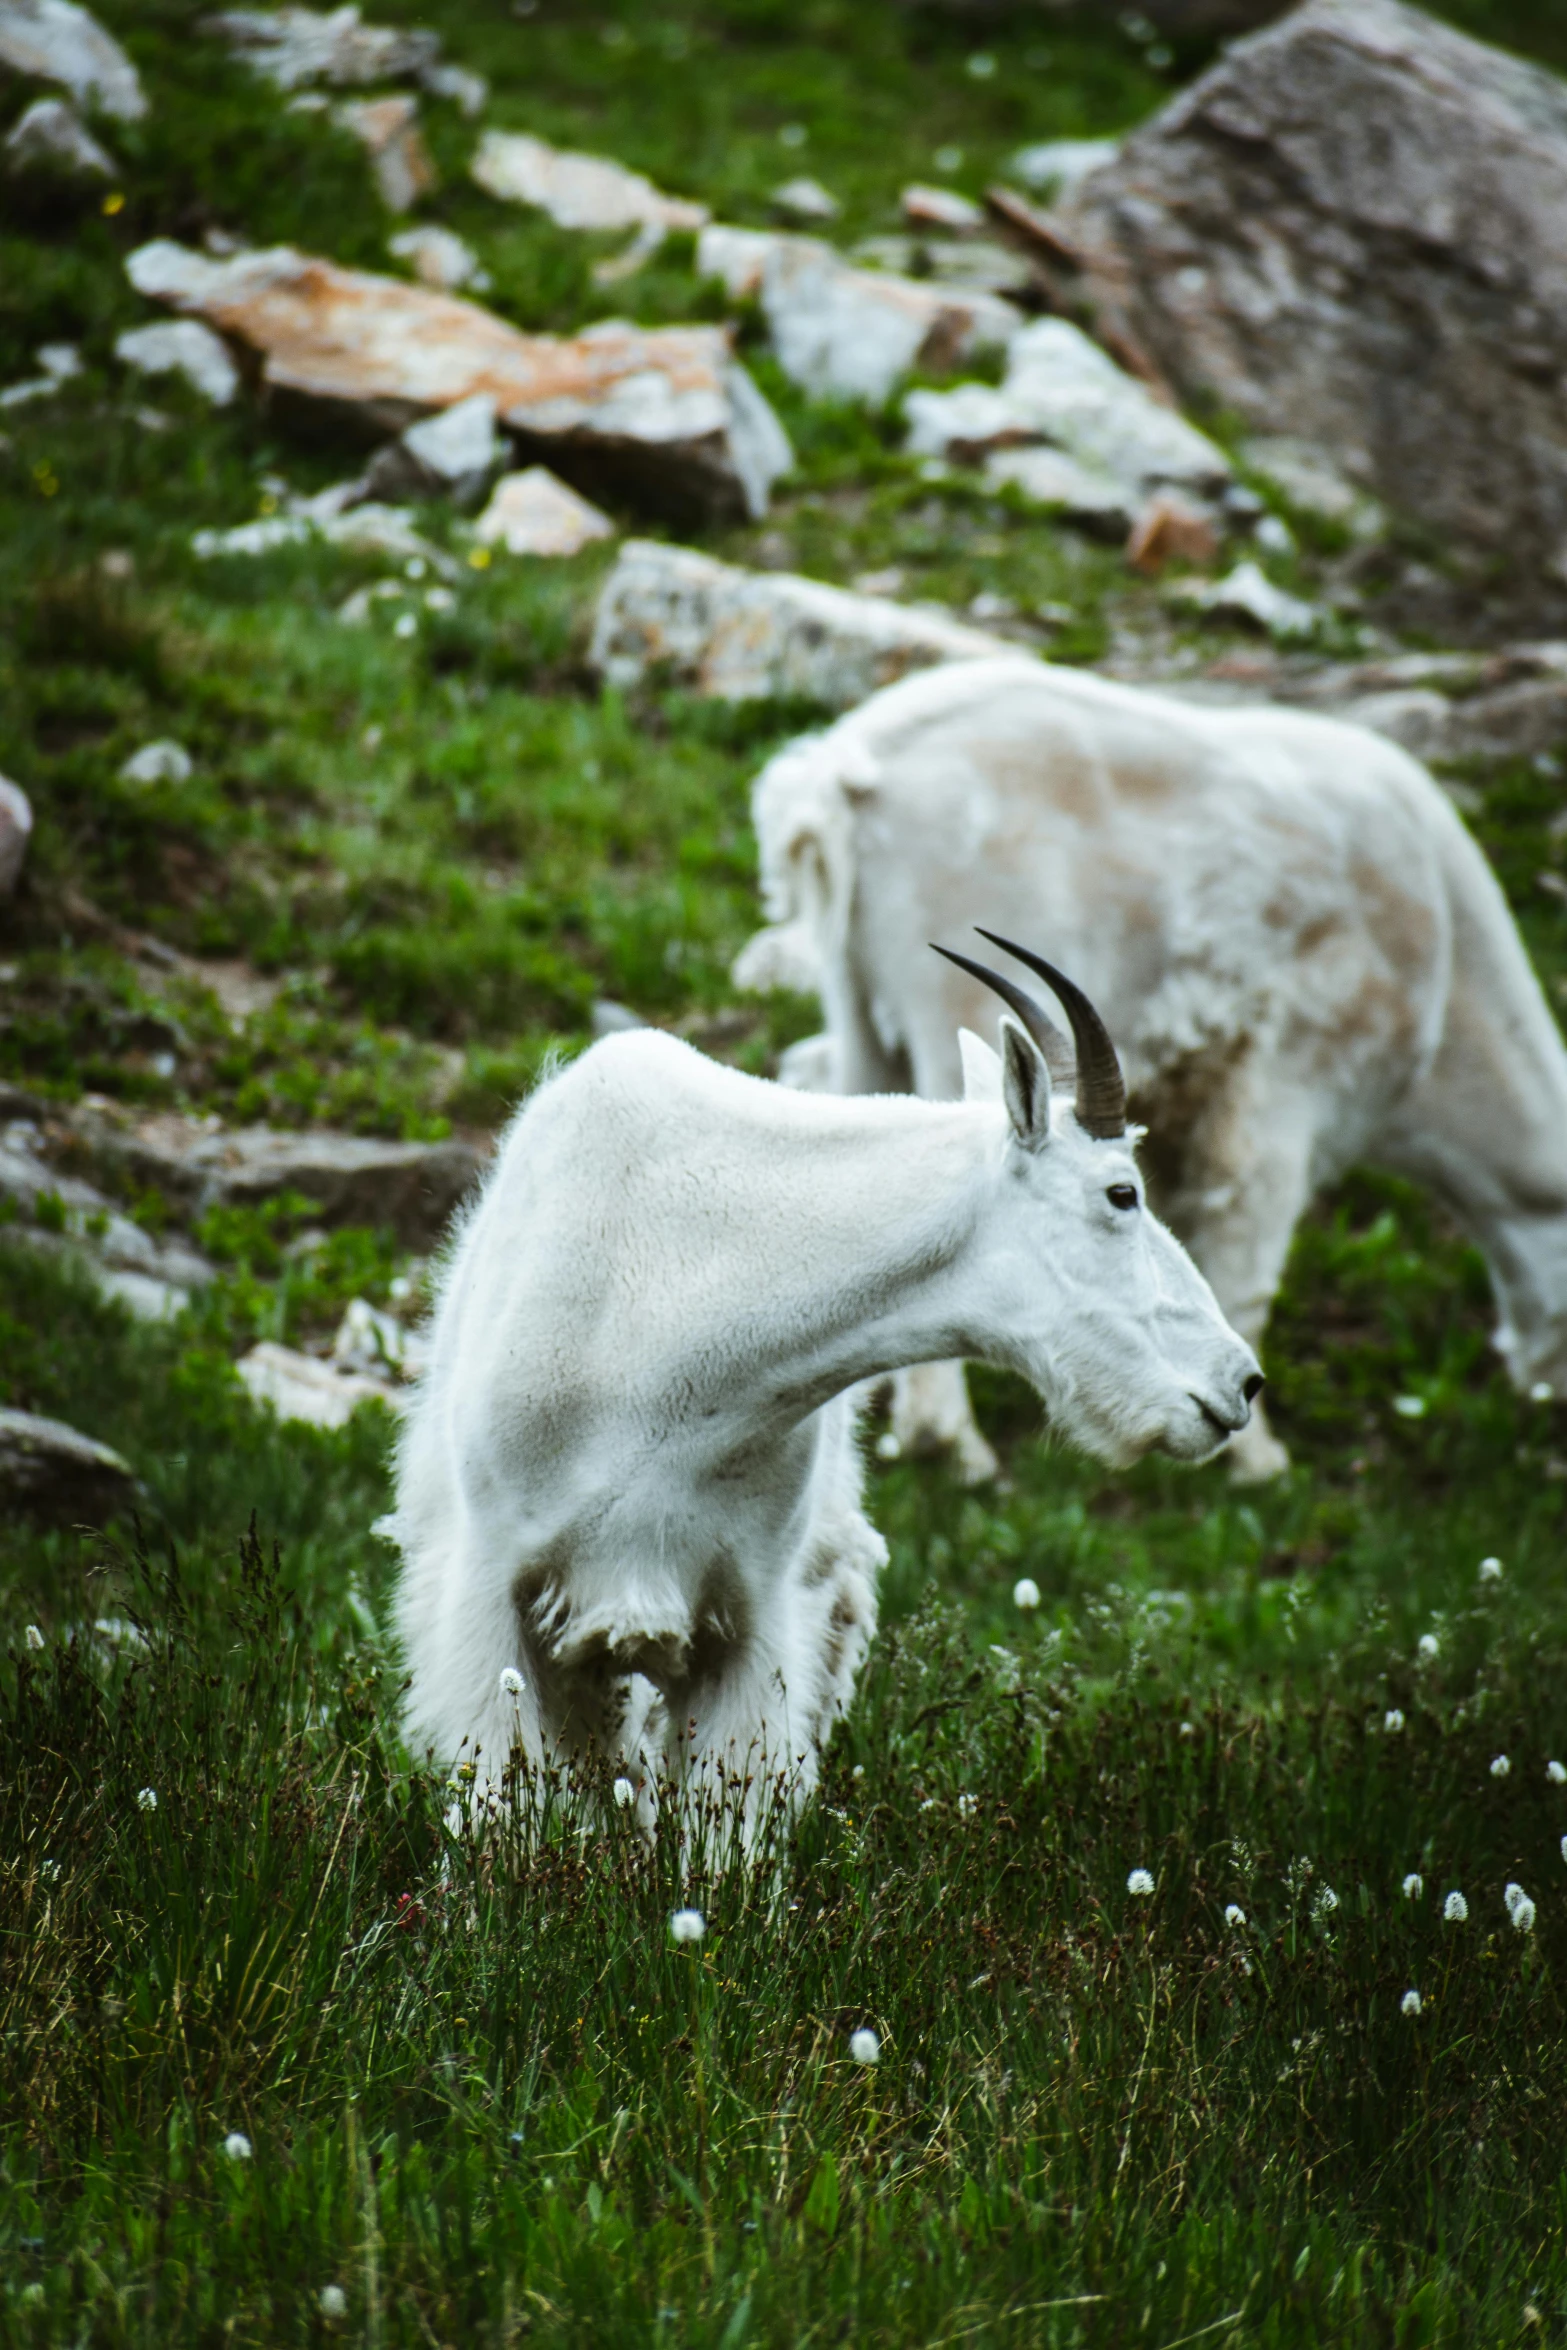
left=730, top=722, right=880, bottom=1000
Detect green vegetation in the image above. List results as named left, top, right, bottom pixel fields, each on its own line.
left=5, top=3, right=1567, bottom=2343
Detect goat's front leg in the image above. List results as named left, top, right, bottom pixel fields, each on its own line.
left=890, top=1359, right=999, bottom=1483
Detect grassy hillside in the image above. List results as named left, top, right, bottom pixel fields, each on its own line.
left=4, top=4, right=1567, bottom=2344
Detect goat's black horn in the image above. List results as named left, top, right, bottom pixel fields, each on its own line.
left=930, top=943, right=1076, bottom=1087
left=974, top=929, right=1126, bottom=1140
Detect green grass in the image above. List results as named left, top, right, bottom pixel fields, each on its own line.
left=6, top=1, right=1567, bottom=2341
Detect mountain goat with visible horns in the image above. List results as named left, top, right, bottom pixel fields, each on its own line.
left=389, top=945, right=1259, bottom=1838
left=735, top=655, right=1567, bottom=1483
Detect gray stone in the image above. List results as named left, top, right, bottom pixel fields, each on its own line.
left=772, top=175, right=839, bottom=223
left=0, top=772, right=32, bottom=896
left=472, top=466, right=614, bottom=558
left=0, top=0, right=145, bottom=120
left=3, top=92, right=112, bottom=175
left=1059, top=0, right=1567, bottom=626
left=1008, top=137, right=1118, bottom=199
left=203, top=5, right=439, bottom=92
left=0, top=1406, right=136, bottom=1522
left=1240, top=436, right=1384, bottom=538
left=119, top=738, right=193, bottom=785
left=388, top=223, right=488, bottom=293
left=471, top=128, right=706, bottom=282
left=333, top=93, right=435, bottom=213
left=126, top=240, right=792, bottom=524
left=84, top=1113, right=484, bottom=1246
left=590, top=538, right=1009, bottom=706
left=759, top=236, right=1020, bottom=406
left=983, top=444, right=1135, bottom=530
left=1173, top=559, right=1323, bottom=642
left=115, top=320, right=239, bottom=405
left=0, top=1124, right=213, bottom=1304
left=236, top=1340, right=401, bottom=1428
left=364, top=391, right=500, bottom=504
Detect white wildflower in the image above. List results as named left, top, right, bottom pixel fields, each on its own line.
left=1402, top=1873, right=1424, bottom=1900
left=223, top=2131, right=252, bottom=2161
left=1490, top=1754, right=1511, bottom=1778
left=1505, top=1883, right=1537, bottom=1932
left=1012, top=1577, right=1041, bottom=1611
left=1478, top=1556, right=1503, bottom=1583
left=498, top=1666, right=524, bottom=1698
left=1127, top=1868, right=1155, bottom=1897
left=612, top=1777, right=635, bottom=1808
left=669, top=1908, right=705, bottom=1944
left=1384, top=1709, right=1405, bottom=1734
left=849, top=2027, right=880, bottom=2066
left=1443, top=1890, right=1468, bottom=1923
left=957, top=1792, right=978, bottom=1819
left=1401, top=1989, right=1422, bottom=2017
left=393, top=611, right=417, bottom=640
left=966, top=50, right=996, bottom=78
left=1417, top=1634, right=1439, bottom=1663
left=1529, top=1380, right=1554, bottom=1402
left=1311, top=1885, right=1340, bottom=1923
left=319, top=2286, right=347, bottom=2319
left=24, top=1623, right=44, bottom=1651
left=1392, top=1394, right=1426, bottom=1419
left=1224, top=1904, right=1246, bottom=1928
left=1179, top=1720, right=1195, bottom=1738
left=136, top=1787, right=158, bottom=1813
left=1548, top=1760, right=1566, bottom=1785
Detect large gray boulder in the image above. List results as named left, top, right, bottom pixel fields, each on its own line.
left=1059, top=0, right=1567, bottom=627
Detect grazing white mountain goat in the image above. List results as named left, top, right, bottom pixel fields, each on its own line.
left=735, top=655, right=1567, bottom=1483
left=389, top=955, right=1259, bottom=1833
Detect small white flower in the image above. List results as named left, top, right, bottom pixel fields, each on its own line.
left=1401, top=1989, right=1422, bottom=2017
left=1179, top=1720, right=1195, bottom=1738
left=1392, top=1394, right=1427, bottom=1419
left=851, top=1763, right=865, bottom=1781
left=612, top=1776, right=635, bottom=1808
left=874, top=1430, right=900, bottom=1460
left=1224, top=1903, right=1246, bottom=1928
left=319, top=2286, right=347, bottom=2319
left=1478, top=1556, right=1503, bottom=1582
left=1504, top=1882, right=1537, bottom=1932
left=404, top=556, right=427, bottom=581
left=957, top=1792, right=978, bottom=1819
left=24, top=1623, right=44, bottom=1651
left=223, top=2131, right=252, bottom=2161
left=1012, top=1577, right=1041, bottom=1611
left=1311, top=1885, right=1340, bottom=1923
left=1443, top=1890, right=1468, bottom=1923
left=849, top=2027, right=880, bottom=2066
left=1127, top=1868, right=1155, bottom=1897
left=1490, top=1754, right=1511, bottom=1778
left=1529, top=1380, right=1555, bottom=1402
left=136, top=1787, right=158, bottom=1813
left=1417, top=1634, right=1439, bottom=1662
left=1548, top=1760, right=1566, bottom=1785
left=966, top=50, right=996, bottom=77
left=393, top=611, right=417, bottom=640
left=1402, top=1873, right=1424, bottom=1900
left=498, top=1667, right=524, bottom=1699
left=1384, top=1709, right=1405, bottom=1734
left=669, top=1907, right=705, bottom=1944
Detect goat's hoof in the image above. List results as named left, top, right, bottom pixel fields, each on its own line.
left=1225, top=1425, right=1291, bottom=1484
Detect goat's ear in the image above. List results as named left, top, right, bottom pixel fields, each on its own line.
left=999, top=1014, right=1053, bottom=1150
left=958, top=1026, right=1003, bottom=1105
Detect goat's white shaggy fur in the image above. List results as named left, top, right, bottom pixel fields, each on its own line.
left=388, top=1021, right=1257, bottom=1834
left=735, top=655, right=1567, bottom=1482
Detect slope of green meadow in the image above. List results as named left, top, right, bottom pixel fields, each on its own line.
left=4, top=4, right=1567, bottom=2343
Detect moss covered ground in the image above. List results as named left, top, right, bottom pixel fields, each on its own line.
left=4, top=4, right=1567, bottom=2343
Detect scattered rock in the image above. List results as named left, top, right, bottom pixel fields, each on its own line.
left=0, top=1406, right=136, bottom=1522
left=473, top=465, right=615, bottom=558
left=0, top=0, right=146, bottom=120
left=119, top=739, right=193, bottom=786
left=590, top=998, right=643, bottom=1038
left=1126, top=491, right=1220, bottom=575
left=901, top=183, right=985, bottom=234
left=364, top=391, right=500, bottom=505
left=79, top=1112, right=484, bottom=1246
left=1007, top=137, right=1118, bottom=198
left=236, top=1340, right=400, bottom=1429
left=771, top=175, right=838, bottom=222
left=388, top=222, right=488, bottom=293
left=204, top=4, right=439, bottom=92
left=471, top=128, right=707, bottom=281
left=334, top=92, right=434, bottom=212
left=0, top=1120, right=213, bottom=1313
left=982, top=444, right=1134, bottom=531
left=905, top=317, right=1232, bottom=506
left=190, top=489, right=454, bottom=571
left=0, top=773, right=33, bottom=896
left=333, top=1293, right=425, bottom=1379
left=115, top=320, right=239, bottom=405
left=0, top=339, right=79, bottom=409
left=1059, top=0, right=1567, bottom=626
left=126, top=240, right=792, bottom=524
left=421, top=59, right=485, bottom=116
left=759, top=235, right=1021, bottom=406
left=3, top=92, right=112, bottom=175
left=1174, top=559, right=1322, bottom=641
left=590, top=538, right=1010, bottom=705
left=696, top=223, right=775, bottom=303
left=1240, top=436, right=1384, bottom=541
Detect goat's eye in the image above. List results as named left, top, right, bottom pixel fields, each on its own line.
left=1106, top=1183, right=1139, bottom=1212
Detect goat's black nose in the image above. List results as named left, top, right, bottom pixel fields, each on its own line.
left=1242, top=1373, right=1265, bottom=1404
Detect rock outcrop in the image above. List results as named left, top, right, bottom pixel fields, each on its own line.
left=0, top=0, right=145, bottom=120
left=591, top=539, right=1008, bottom=705
left=0, top=1406, right=136, bottom=1522
left=1060, top=0, right=1567, bottom=625
left=125, top=240, right=792, bottom=522
left=474, top=467, right=614, bottom=557
left=115, top=320, right=239, bottom=405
